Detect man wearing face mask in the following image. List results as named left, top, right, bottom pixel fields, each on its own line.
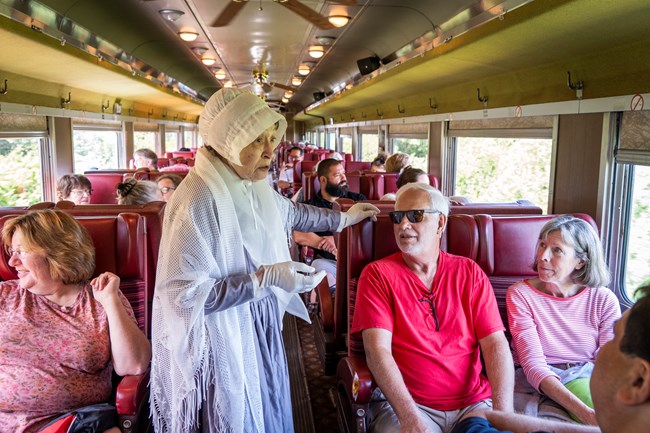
left=294, top=159, right=366, bottom=298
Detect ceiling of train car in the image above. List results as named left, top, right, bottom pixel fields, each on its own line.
left=1, top=0, right=648, bottom=122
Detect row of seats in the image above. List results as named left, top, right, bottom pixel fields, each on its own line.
left=0, top=212, right=150, bottom=432
left=311, top=199, right=570, bottom=374
left=302, top=171, right=440, bottom=201
left=330, top=205, right=596, bottom=432
left=84, top=170, right=187, bottom=204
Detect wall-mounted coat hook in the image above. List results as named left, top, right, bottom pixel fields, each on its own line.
left=340, top=115, right=345, bottom=122
left=567, top=71, right=584, bottom=100
left=397, top=104, right=405, bottom=114
left=361, top=112, right=367, bottom=119
left=147, top=109, right=154, bottom=123
left=60, top=92, right=71, bottom=109
left=173, top=114, right=179, bottom=121
left=429, top=97, right=438, bottom=110
left=101, top=100, right=110, bottom=112
left=349, top=114, right=355, bottom=121
left=477, top=88, right=488, bottom=106
left=128, top=108, right=134, bottom=116
left=162, top=111, right=168, bottom=118
left=376, top=108, right=384, bottom=118
left=0, top=79, right=7, bottom=95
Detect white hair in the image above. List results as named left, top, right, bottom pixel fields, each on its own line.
left=395, top=182, right=449, bottom=216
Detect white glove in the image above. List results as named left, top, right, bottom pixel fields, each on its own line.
left=260, top=261, right=326, bottom=294
left=337, top=203, right=380, bottom=231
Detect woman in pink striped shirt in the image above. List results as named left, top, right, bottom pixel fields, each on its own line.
left=506, top=215, right=620, bottom=426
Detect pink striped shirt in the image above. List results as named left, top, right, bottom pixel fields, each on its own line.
left=506, top=280, right=620, bottom=391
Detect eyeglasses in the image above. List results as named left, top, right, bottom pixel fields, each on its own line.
left=160, top=187, right=176, bottom=194
left=288, top=155, right=302, bottom=160
left=70, top=189, right=93, bottom=196
left=418, top=295, right=440, bottom=332
left=388, top=209, right=440, bottom=224
left=7, top=248, right=30, bottom=259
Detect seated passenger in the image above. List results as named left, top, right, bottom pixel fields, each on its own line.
left=56, top=174, right=93, bottom=205
left=116, top=178, right=162, bottom=205
left=507, top=216, right=620, bottom=425
left=369, top=152, right=388, bottom=172
left=277, top=146, right=304, bottom=195
left=293, top=158, right=366, bottom=297
left=351, top=183, right=514, bottom=433
left=381, top=166, right=430, bottom=201
left=327, top=151, right=344, bottom=161
left=385, top=151, right=410, bottom=173
left=133, top=148, right=158, bottom=170
left=157, top=173, right=183, bottom=202
left=0, top=209, right=151, bottom=433
left=450, top=285, right=649, bottom=433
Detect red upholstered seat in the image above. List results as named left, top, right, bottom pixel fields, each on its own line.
left=345, top=161, right=371, bottom=172
left=171, top=151, right=194, bottom=159
left=84, top=172, right=128, bottom=204
left=53, top=201, right=166, bottom=337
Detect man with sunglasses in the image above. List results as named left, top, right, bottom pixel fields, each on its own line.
left=351, top=183, right=514, bottom=433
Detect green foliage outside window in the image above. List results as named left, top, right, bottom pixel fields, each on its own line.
left=392, top=138, right=429, bottom=170
left=454, top=137, right=552, bottom=210
left=0, top=138, right=43, bottom=206
left=360, top=134, right=379, bottom=162
left=73, top=130, right=120, bottom=173
left=625, top=165, right=650, bottom=301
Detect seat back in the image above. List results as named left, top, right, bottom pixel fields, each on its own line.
left=0, top=202, right=56, bottom=218
left=84, top=172, right=129, bottom=204
left=171, top=151, right=194, bottom=159
left=53, top=201, right=165, bottom=334
left=0, top=213, right=148, bottom=333
left=345, top=161, right=371, bottom=172
left=474, top=213, right=597, bottom=332
left=345, top=173, right=363, bottom=195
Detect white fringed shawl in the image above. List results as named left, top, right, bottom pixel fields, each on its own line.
left=150, top=147, right=307, bottom=433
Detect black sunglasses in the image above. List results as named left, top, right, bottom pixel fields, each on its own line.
left=388, top=209, right=440, bottom=224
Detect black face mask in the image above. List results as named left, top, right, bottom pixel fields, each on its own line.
left=325, top=181, right=349, bottom=197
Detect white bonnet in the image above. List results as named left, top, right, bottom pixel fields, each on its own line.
left=198, top=88, right=287, bottom=165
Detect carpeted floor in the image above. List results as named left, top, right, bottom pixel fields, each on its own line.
left=297, top=316, right=340, bottom=433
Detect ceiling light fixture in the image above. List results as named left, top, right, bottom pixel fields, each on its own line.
left=298, top=64, right=311, bottom=76
left=223, top=80, right=233, bottom=88
left=316, top=35, right=336, bottom=46
left=159, top=9, right=184, bottom=22
left=308, top=45, right=325, bottom=59
left=192, top=47, right=208, bottom=56
left=284, top=91, right=293, bottom=98
left=214, top=69, right=226, bottom=80
left=328, top=15, right=350, bottom=27
left=291, top=77, right=302, bottom=86
left=282, top=97, right=289, bottom=103
left=201, top=56, right=216, bottom=66
left=178, top=31, right=199, bottom=42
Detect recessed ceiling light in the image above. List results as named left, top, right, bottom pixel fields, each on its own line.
left=178, top=31, right=199, bottom=42
left=291, top=77, right=302, bottom=86
left=282, top=97, right=289, bottom=103
left=328, top=15, right=350, bottom=27
left=159, top=9, right=184, bottom=22
left=298, top=64, right=311, bottom=76
left=201, top=56, right=216, bottom=66
left=308, top=45, right=325, bottom=59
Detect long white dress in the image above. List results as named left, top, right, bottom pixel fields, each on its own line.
left=150, top=147, right=339, bottom=433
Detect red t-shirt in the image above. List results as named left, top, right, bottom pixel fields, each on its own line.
left=351, top=251, right=504, bottom=410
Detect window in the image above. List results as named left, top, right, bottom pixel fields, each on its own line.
left=392, top=137, right=429, bottom=170
left=327, top=132, right=336, bottom=150
left=453, top=136, right=553, bottom=210
left=360, top=133, right=379, bottom=162
left=319, top=132, right=325, bottom=148
left=134, top=131, right=157, bottom=151
left=341, top=136, right=352, bottom=155
left=184, top=130, right=194, bottom=148
left=0, top=137, right=45, bottom=206
left=73, top=129, right=120, bottom=172
left=165, top=132, right=179, bottom=150
left=617, top=165, right=650, bottom=301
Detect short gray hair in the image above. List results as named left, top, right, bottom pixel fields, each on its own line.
left=117, top=178, right=161, bottom=205
left=533, top=215, right=610, bottom=288
left=395, top=183, right=449, bottom=216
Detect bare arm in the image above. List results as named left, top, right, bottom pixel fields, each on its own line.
left=479, top=331, right=514, bottom=412
left=293, top=231, right=337, bottom=257
left=363, top=328, right=433, bottom=433
left=483, top=410, right=601, bottom=433
left=91, top=273, right=151, bottom=376
left=539, top=376, right=597, bottom=425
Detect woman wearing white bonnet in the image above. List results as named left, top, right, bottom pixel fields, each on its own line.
left=150, top=88, right=378, bottom=433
